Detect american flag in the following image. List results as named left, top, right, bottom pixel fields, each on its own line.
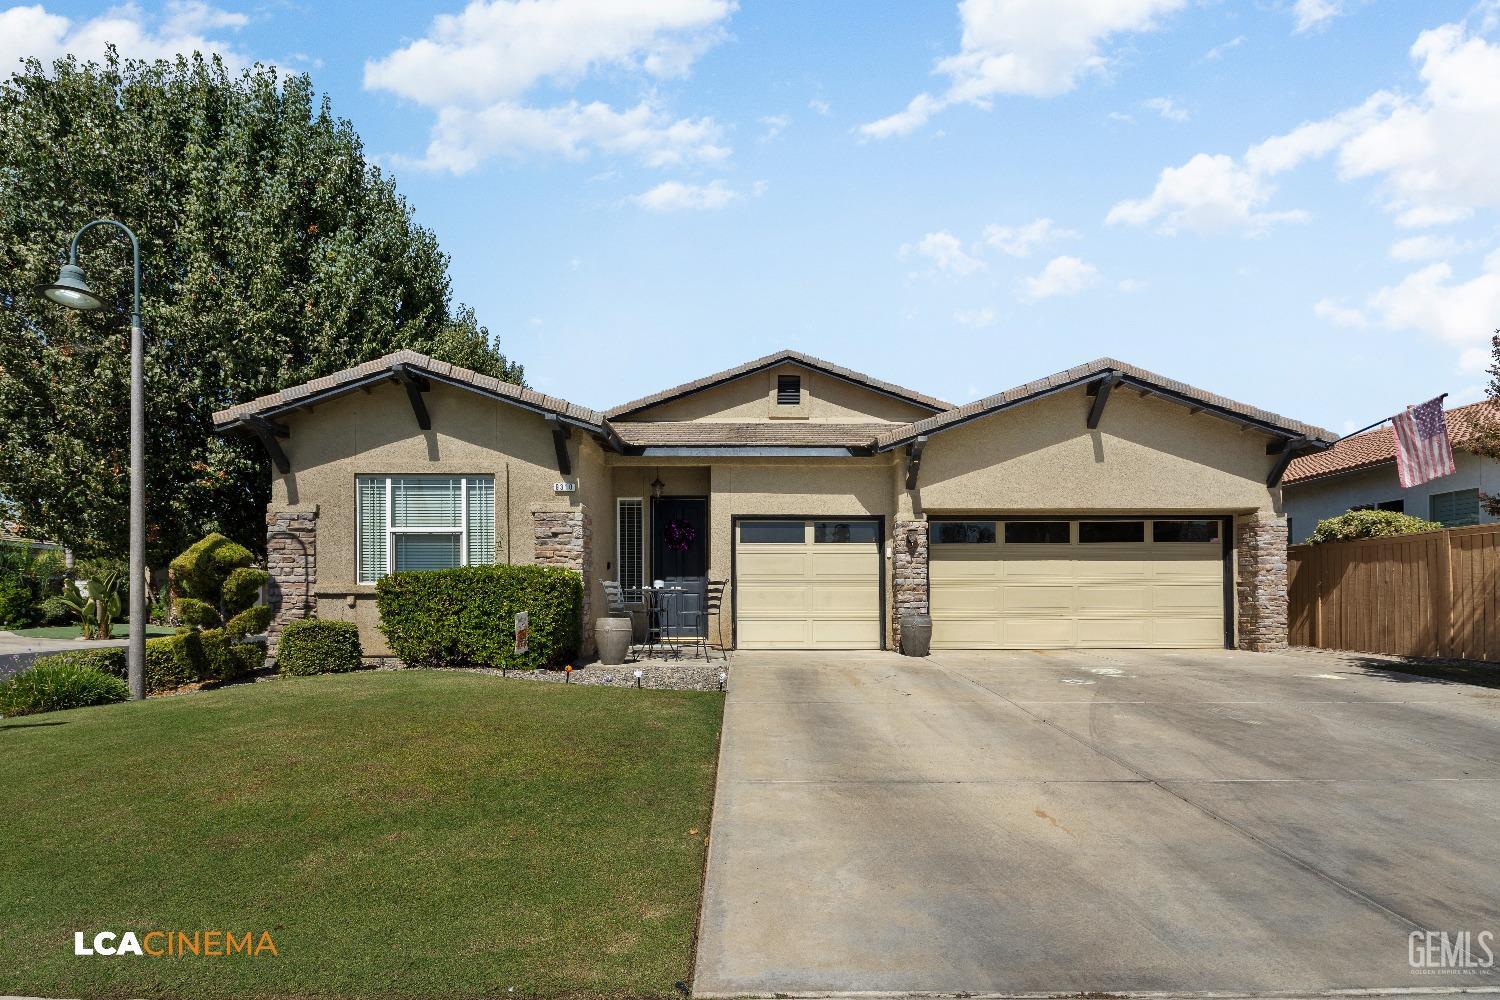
left=1391, top=396, right=1455, bottom=488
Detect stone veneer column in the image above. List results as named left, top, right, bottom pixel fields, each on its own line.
left=1235, top=512, right=1288, bottom=651
left=531, top=506, right=594, bottom=656
left=892, top=519, right=929, bottom=651
left=266, top=509, right=317, bottom=655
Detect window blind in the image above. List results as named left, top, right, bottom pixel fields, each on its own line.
left=356, top=476, right=387, bottom=583
left=392, top=477, right=462, bottom=528
left=617, top=498, right=643, bottom=590
left=467, top=478, right=495, bottom=566
left=395, top=533, right=461, bottom=572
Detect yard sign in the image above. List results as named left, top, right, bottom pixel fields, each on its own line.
left=515, top=611, right=529, bottom=655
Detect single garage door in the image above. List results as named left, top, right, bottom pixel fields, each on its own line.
left=930, top=518, right=1226, bottom=649
left=735, top=519, right=882, bottom=649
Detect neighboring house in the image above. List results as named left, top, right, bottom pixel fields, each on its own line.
left=1, top=520, right=68, bottom=559
left=1282, top=400, right=1500, bottom=543
left=213, top=349, right=1336, bottom=655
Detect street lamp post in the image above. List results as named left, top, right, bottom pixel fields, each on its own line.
left=39, top=220, right=147, bottom=701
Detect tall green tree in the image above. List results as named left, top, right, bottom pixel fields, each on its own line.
left=0, top=51, right=522, bottom=560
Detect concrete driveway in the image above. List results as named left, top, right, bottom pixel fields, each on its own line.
left=694, top=648, right=1500, bottom=996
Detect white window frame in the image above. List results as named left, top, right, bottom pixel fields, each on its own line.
left=358, top=475, right=492, bottom=583
left=617, top=497, right=645, bottom=590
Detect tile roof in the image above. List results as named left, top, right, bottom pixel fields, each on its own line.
left=603, top=349, right=953, bottom=419
left=874, top=357, right=1338, bottom=450
left=212, top=350, right=605, bottom=430
left=1283, top=398, right=1500, bottom=485
left=612, top=421, right=886, bottom=448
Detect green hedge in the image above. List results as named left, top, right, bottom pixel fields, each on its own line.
left=145, top=631, right=205, bottom=692
left=231, top=641, right=267, bottom=675
left=28, top=647, right=127, bottom=677
left=1308, top=509, right=1444, bottom=544
left=278, top=619, right=363, bottom=676
left=0, top=574, right=31, bottom=628
left=0, top=660, right=128, bottom=717
left=376, top=565, right=581, bottom=670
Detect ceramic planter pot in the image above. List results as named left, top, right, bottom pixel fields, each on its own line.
left=595, top=616, right=633, bottom=666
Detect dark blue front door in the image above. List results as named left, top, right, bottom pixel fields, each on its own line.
left=652, top=498, right=708, bottom=638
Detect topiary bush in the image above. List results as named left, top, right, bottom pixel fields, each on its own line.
left=170, top=533, right=254, bottom=601
left=173, top=596, right=221, bottom=629
left=0, top=659, right=128, bottom=717
left=376, top=565, right=581, bottom=670
left=278, top=619, right=363, bottom=676
left=1307, top=508, right=1444, bottom=544
left=226, top=604, right=272, bottom=640
left=221, top=567, right=269, bottom=616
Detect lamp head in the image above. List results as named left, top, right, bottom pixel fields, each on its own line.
left=40, top=263, right=104, bottom=311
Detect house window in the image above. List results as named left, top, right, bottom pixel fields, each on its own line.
left=1353, top=500, right=1404, bottom=513
left=932, top=521, right=997, bottom=544
left=1430, top=488, right=1480, bottom=527
left=356, top=475, right=495, bottom=583
left=776, top=374, right=801, bottom=406
left=617, top=498, right=644, bottom=591
left=1078, top=521, right=1145, bottom=543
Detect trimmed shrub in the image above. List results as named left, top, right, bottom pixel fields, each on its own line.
left=1308, top=509, right=1444, bottom=544
left=221, top=567, right=269, bottom=616
left=144, top=631, right=205, bottom=692
left=0, top=660, right=128, bottom=717
left=174, top=596, right=221, bottom=629
left=28, top=647, right=127, bottom=677
left=278, top=619, right=363, bottom=676
left=231, top=641, right=267, bottom=675
left=376, top=565, right=581, bottom=670
left=226, top=604, right=272, bottom=640
left=198, top=628, right=242, bottom=682
left=170, top=533, right=253, bottom=601
left=35, top=595, right=74, bottom=626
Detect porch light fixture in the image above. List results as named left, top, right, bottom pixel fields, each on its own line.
left=650, top=473, right=665, bottom=499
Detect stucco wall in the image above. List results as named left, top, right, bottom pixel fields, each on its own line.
left=1282, top=451, right=1499, bottom=542
left=621, top=362, right=935, bottom=424
left=913, top=387, right=1282, bottom=515
left=267, top=379, right=583, bottom=655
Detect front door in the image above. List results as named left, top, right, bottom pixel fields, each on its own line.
left=652, top=497, right=708, bottom=638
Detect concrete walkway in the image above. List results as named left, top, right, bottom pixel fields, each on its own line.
left=694, top=648, right=1500, bottom=997
left=0, top=631, right=129, bottom=678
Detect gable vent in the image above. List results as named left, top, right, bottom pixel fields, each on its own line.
left=777, top=374, right=801, bottom=406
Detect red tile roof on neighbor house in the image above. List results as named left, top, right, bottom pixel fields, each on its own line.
left=1283, top=398, right=1500, bottom=485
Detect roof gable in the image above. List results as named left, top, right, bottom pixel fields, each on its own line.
left=604, top=349, right=952, bottom=419
left=873, top=357, right=1337, bottom=451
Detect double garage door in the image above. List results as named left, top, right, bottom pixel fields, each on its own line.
left=732, top=515, right=1228, bottom=650
left=930, top=517, right=1228, bottom=649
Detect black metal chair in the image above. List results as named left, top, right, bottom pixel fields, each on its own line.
left=682, top=580, right=726, bottom=661
left=603, top=581, right=647, bottom=657
left=641, top=587, right=678, bottom=660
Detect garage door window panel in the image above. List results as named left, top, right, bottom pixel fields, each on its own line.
left=1003, top=521, right=1070, bottom=544
left=814, top=521, right=879, bottom=544
left=1079, top=521, right=1145, bottom=544
left=1152, top=520, right=1220, bottom=543
left=740, top=520, right=806, bottom=544
left=933, top=521, right=996, bottom=544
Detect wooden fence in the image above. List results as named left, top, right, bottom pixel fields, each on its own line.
left=1288, top=522, right=1500, bottom=661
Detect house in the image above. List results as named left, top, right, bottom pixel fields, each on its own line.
left=1282, top=400, right=1499, bottom=543
left=212, top=349, right=1336, bottom=656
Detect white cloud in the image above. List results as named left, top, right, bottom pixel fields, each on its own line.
left=0, top=2, right=249, bottom=73
left=901, top=230, right=985, bottom=277
left=758, top=113, right=789, bottom=142
left=1388, top=234, right=1475, bottom=261
left=859, top=0, right=1187, bottom=138
left=808, top=98, right=831, bottom=116
left=1313, top=298, right=1368, bottom=328
left=403, top=100, right=729, bottom=174
left=1291, top=0, right=1343, bottom=33
left=1368, top=250, right=1500, bottom=362
left=1143, top=96, right=1188, bottom=122
left=953, top=306, right=998, bottom=328
left=1106, top=152, right=1310, bottom=235
left=1119, top=17, right=1500, bottom=237
left=1021, top=255, right=1100, bottom=301
left=364, top=0, right=735, bottom=173
left=981, top=217, right=1078, bottom=257
left=1202, top=34, right=1245, bottom=62
left=1117, top=277, right=1146, bottom=292
left=1108, top=110, right=1135, bottom=124
left=632, top=179, right=741, bottom=212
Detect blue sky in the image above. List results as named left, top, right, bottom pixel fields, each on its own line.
left=6, top=1, right=1500, bottom=432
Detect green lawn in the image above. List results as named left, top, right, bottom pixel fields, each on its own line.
left=0, top=672, right=724, bottom=1000
left=5, top=623, right=176, bottom=639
